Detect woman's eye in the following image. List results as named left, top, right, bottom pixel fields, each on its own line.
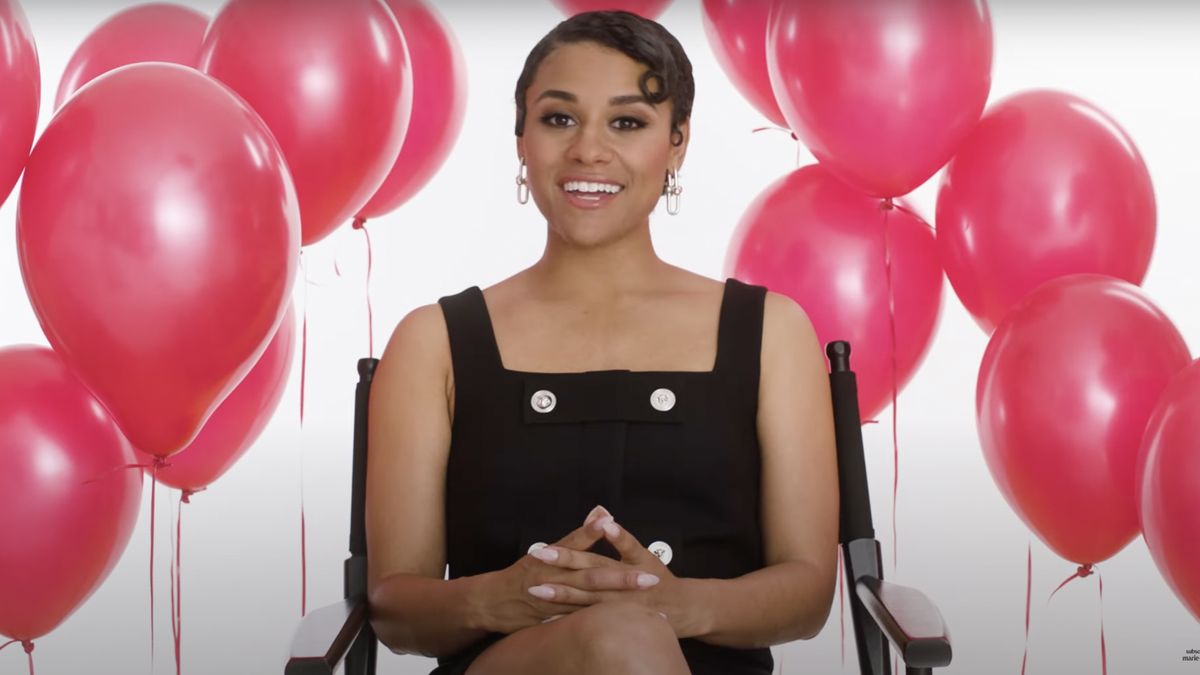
left=613, top=117, right=646, bottom=131
left=540, top=113, right=574, bottom=128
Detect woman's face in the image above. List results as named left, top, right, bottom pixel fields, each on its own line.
left=518, top=41, right=688, bottom=247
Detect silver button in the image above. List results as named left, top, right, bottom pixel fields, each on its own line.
left=531, top=389, right=556, bottom=413
left=648, top=540, right=673, bottom=565
left=650, top=388, right=676, bottom=412
left=527, top=541, right=548, bottom=554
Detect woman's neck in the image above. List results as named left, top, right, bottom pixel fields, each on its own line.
left=531, top=225, right=671, bottom=301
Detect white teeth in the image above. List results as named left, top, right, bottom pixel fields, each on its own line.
left=564, top=181, right=622, bottom=194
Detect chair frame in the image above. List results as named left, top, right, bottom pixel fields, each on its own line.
left=285, top=341, right=951, bottom=675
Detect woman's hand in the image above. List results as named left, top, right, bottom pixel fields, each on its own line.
left=472, top=507, right=663, bottom=634
left=525, top=510, right=709, bottom=639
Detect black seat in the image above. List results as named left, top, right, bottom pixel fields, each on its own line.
left=285, top=340, right=951, bottom=675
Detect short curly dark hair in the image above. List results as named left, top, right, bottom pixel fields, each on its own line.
left=514, top=10, right=694, bottom=147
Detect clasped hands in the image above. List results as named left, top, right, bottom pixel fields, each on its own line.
left=483, top=505, right=702, bottom=637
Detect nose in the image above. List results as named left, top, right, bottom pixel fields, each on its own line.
left=566, top=122, right=612, bottom=165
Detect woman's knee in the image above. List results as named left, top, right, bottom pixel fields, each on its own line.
left=565, top=602, right=687, bottom=674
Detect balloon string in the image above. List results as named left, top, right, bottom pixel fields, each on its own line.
left=1099, top=571, right=1107, bottom=675
left=882, top=199, right=899, bottom=574
left=1045, top=563, right=1105, bottom=674
left=883, top=199, right=901, bottom=675
left=299, top=253, right=309, bottom=617
left=150, top=461, right=158, bottom=666
left=300, top=255, right=309, bottom=428
left=352, top=218, right=375, bottom=358
left=0, top=640, right=34, bottom=675
left=1020, top=540, right=1031, bottom=675
left=837, top=547, right=845, bottom=668
left=750, top=125, right=797, bottom=142
left=169, top=490, right=191, bottom=675
left=1048, top=562, right=1094, bottom=604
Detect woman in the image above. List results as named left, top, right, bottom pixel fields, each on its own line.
left=365, top=10, right=837, bottom=675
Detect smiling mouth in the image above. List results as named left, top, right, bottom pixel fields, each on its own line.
left=561, top=180, right=624, bottom=209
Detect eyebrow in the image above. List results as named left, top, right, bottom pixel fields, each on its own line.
left=534, top=90, right=650, bottom=106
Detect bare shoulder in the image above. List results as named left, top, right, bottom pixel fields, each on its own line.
left=761, top=290, right=820, bottom=358
left=379, top=303, right=451, bottom=374
left=375, top=302, right=454, bottom=413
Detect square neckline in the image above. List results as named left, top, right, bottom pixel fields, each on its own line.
left=471, top=278, right=737, bottom=377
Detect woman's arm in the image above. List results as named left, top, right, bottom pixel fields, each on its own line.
left=689, top=291, right=840, bottom=648
left=365, top=304, right=491, bottom=657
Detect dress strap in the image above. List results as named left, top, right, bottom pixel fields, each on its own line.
left=713, top=277, right=768, bottom=380
left=437, top=287, right=505, bottom=389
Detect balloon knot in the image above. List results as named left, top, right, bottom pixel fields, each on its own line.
left=181, top=487, right=206, bottom=504
left=152, top=456, right=172, bottom=471
left=1077, top=563, right=1094, bottom=578
left=881, top=198, right=895, bottom=211
left=21, top=640, right=34, bottom=655
left=352, top=217, right=367, bottom=230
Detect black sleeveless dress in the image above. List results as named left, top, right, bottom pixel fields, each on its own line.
left=431, top=277, right=773, bottom=674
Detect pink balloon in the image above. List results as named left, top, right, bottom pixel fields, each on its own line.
left=937, top=90, right=1156, bottom=334
left=1140, top=359, right=1200, bottom=622
left=54, top=3, right=209, bottom=109
left=701, top=0, right=785, bottom=127
left=0, top=0, right=39, bottom=208
left=766, top=0, right=992, bottom=197
left=0, top=346, right=142, bottom=641
left=17, top=63, right=300, bottom=458
left=977, top=275, right=1190, bottom=565
left=145, top=304, right=296, bottom=491
left=551, top=0, right=673, bottom=19
left=357, top=0, right=466, bottom=220
left=199, top=0, right=412, bottom=246
left=725, top=165, right=943, bottom=421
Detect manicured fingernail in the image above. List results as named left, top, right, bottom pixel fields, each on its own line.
left=603, top=521, right=620, bottom=538
left=658, top=612, right=668, bottom=620
left=593, top=515, right=614, bottom=533
left=528, top=585, right=555, bottom=600
left=637, top=573, right=660, bottom=588
left=542, top=614, right=565, bottom=623
left=530, top=547, right=558, bottom=562
left=585, top=505, right=611, bottom=525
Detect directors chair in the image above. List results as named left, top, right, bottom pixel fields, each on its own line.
left=286, top=340, right=952, bottom=675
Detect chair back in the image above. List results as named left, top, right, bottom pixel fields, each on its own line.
left=827, top=341, right=891, bottom=675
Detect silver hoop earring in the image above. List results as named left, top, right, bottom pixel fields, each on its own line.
left=516, top=158, right=529, bottom=205
left=665, top=168, right=682, bottom=216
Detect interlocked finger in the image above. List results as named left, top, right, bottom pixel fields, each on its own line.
left=529, top=544, right=619, bottom=570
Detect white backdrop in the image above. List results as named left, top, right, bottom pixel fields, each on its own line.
left=2, top=1, right=1198, bottom=673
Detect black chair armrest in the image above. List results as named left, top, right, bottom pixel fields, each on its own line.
left=285, top=598, right=368, bottom=675
left=855, top=576, right=952, bottom=668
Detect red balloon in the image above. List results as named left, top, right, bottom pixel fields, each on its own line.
left=701, top=0, right=786, bottom=127
left=766, top=0, right=992, bottom=197
left=54, top=3, right=209, bottom=109
left=0, top=0, right=39, bottom=208
left=551, top=0, right=673, bottom=19
left=1140, top=359, right=1200, bottom=622
left=0, top=347, right=142, bottom=641
left=199, top=0, right=413, bottom=246
left=147, top=304, right=296, bottom=491
left=357, top=0, right=466, bottom=220
left=725, top=165, right=943, bottom=421
left=977, top=275, right=1190, bottom=565
left=937, top=90, right=1156, bottom=334
left=17, top=63, right=300, bottom=457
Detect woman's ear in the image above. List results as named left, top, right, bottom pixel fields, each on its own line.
left=670, top=119, right=690, bottom=170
